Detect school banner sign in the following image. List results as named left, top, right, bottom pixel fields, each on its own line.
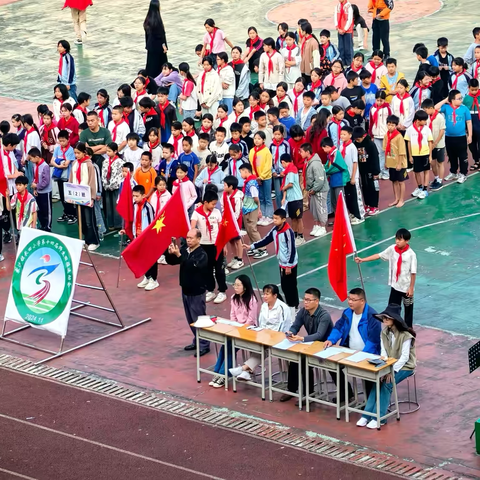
left=4, top=228, right=83, bottom=338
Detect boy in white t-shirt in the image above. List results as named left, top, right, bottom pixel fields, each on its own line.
left=355, top=228, right=417, bottom=327
left=123, top=133, right=143, bottom=170
left=191, top=189, right=227, bottom=304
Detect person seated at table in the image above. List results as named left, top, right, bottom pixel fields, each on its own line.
left=279, top=287, right=334, bottom=403
left=210, top=275, right=258, bottom=388
left=324, top=288, right=380, bottom=402
left=229, top=284, right=292, bottom=381
left=357, top=303, right=417, bottom=429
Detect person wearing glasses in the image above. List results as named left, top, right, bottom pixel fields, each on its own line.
left=323, top=288, right=381, bottom=402
left=279, top=287, right=333, bottom=403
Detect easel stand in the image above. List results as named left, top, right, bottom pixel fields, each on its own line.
left=1, top=207, right=151, bottom=364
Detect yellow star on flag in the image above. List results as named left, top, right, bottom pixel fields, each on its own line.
left=152, top=214, right=166, bottom=233
left=221, top=219, right=229, bottom=227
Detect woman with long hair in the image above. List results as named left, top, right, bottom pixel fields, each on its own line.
left=306, top=108, right=331, bottom=161
left=210, top=275, right=258, bottom=388
left=144, top=0, right=168, bottom=78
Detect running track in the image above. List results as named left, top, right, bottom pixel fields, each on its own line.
left=0, top=369, right=402, bottom=480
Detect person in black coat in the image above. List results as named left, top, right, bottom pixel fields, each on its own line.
left=144, top=0, right=168, bottom=78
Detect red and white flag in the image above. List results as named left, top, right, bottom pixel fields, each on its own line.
left=215, top=192, right=241, bottom=259
left=327, top=191, right=356, bottom=301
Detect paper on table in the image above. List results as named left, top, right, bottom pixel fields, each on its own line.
left=216, top=318, right=245, bottom=327
left=336, top=347, right=356, bottom=353
left=345, top=352, right=380, bottom=363
left=273, top=338, right=300, bottom=350
left=314, top=347, right=347, bottom=359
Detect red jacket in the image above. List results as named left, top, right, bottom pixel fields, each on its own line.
left=57, top=116, right=80, bottom=146
left=63, top=0, right=93, bottom=10
left=335, top=1, right=354, bottom=34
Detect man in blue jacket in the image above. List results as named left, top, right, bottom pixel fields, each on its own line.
left=324, top=287, right=381, bottom=401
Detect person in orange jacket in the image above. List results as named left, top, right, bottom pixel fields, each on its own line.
left=368, top=0, right=392, bottom=57
left=63, top=0, right=93, bottom=45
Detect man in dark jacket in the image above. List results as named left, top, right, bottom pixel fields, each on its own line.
left=165, top=228, right=210, bottom=356
left=280, top=287, right=333, bottom=403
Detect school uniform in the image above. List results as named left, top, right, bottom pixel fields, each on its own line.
left=10, top=192, right=37, bottom=232
left=383, top=130, right=408, bottom=182
left=52, top=144, right=76, bottom=218
left=134, top=200, right=158, bottom=281
left=212, top=117, right=232, bottom=139
left=226, top=138, right=248, bottom=159
left=157, top=102, right=177, bottom=143
left=323, top=72, right=348, bottom=92
left=32, top=160, right=52, bottom=231
left=327, top=119, right=348, bottom=148
left=229, top=60, right=250, bottom=101
left=355, top=135, right=380, bottom=209
left=123, top=146, right=143, bottom=170
left=141, top=108, right=161, bottom=143
left=217, top=64, right=235, bottom=114
left=101, top=156, right=124, bottom=229
left=280, top=46, right=302, bottom=89
left=73, top=105, right=89, bottom=125
left=225, top=155, right=245, bottom=188
left=391, top=93, right=415, bottom=129
left=22, top=128, right=42, bottom=185
left=143, top=141, right=162, bottom=169
left=334, top=0, right=354, bottom=65
left=149, top=189, right=171, bottom=215
left=156, top=158, right=179, bottom=192
left=180, top=78, right=198, bottom=120
left=108, top=119, right=130, bottom=153
left=197, top=69, right=223, bottom=115
left=448, top=70, right=472, bottom=97
left=208, top=140, right=230, bottom=166
left=57, top=52, right=77, bottom=99
left=295, top=106, right=316, bottom=130
left=341, top=141, right=364, bottom=220
left=405, top=124, right=433, bottom=176
left=270, top=139, right=290, bottom=207
left=321, top=41, right=340, bottom=63
left=124, top=108, right=146, bottom=140
left=94, top=104, right=112, bottom=128
left=470, top=60, right=480, bottom=83
left=434, top=50, right=454, bottom=99
left=364, top=61, right=388, bottom=87
left=53, top=97, right=75, bottom=122
left=409, top=83, right=431, bottom=111
left=242, top=175, right=261, bottom=244
left=369, top=103, right=392, bottom=177
left=258, top=51, right=285, bottom=91
left=283, top=164, right=303, bottom=221
left=194, top=165, right=225, bottom=198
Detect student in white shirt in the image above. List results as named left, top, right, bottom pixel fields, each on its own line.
left=108, top=105, right=130, bottom=153
left=208, top=127, right=230, bottom=167
left=390, top=79, right=415, bottom=133
left=143, top=127, right=163, bottom=169
left=216, top=52, right=235, bottom=114
left=213, top=105, right=232, bottom=137
left=281, top=33, right=302, bottom=89
left=197, top=57, right=223, bottom=116
left=259, top=37, right=285, bottom=91
left=149, top=176, right=171, bottom=215
left=53, top=84, right=75, bottom=122
left=123, top=133, right=143, bottom=170
left=178, top=62, right=198, bottom=121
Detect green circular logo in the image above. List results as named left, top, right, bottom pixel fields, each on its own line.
left=11, top=235, right=73, bottom=326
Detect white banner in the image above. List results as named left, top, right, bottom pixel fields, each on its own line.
left=4, top=228, right=84, bottom=338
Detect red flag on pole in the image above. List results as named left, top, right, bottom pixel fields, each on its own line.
left=116, top=172, right=134, bottom=240
left=215, top=192, right=241, bottom=259
left=0, top=149, right=9, bottom=197
left=327, top=191, right=357, bottom=301
left=121, top=187, right=190, bottom=278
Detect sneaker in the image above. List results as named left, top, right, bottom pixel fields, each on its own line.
left=212, top=377, right=225, bottom=388
left=369, top=207, right=379, bottom=216
left=137, top=276, right=149, bottom=288
left=313, top=226, right=327, bottom=237
left=366, top=419, right=386, bottom=429
left=350, top=217, right=365, bottom=225
left=67, top=216, right=78, bottom=225
left=237, top=370, right=252, bottom=381
left=457, top=173, right=467, bottom=184
left=74, top=38, right=83, bottom=45
left=310, top=225, right=319, bottom=236
left=417, top=190, right=427, bottom=199
left=253, top=249, right=268, bottom=259
left=3, top=232, right=12, bottom=244
left=356, top=417, right=369, bottom=427
left=364, top=206, right=372, bottom=216
left=411, top=187, right=421, bottom=197
left=214, top=292, right=227, bottom=304
left=239, top=229, right=247, bottom=236
left=444, top=172, right=458, bottom=181
left=158, top=255, right=168, bottom=265
left=406, top=168, right=413, bottom=173
left=87, top=243, right=99, bottom=251
left=430, top=180, right=443, bottom=191
left=263, top=217, right=274, bottom=225
left=229, top=367, right=243, bottom=377
left=145, top=279, right=159, bottom=291
left=247, top=249, right=257, bottom=256
left=206, top=291, right=217, bottom=303
left=0, top=254, right=4, bottom=262
left=295, top=236, right=306, bottom=246
left=380, top=172, right=390, bottom=180
left=230, top=260, right=244, bottom=270
left=257, top=218, right=266, bottom=226
left=227, top=259, right=236, bottom=268
left=57, top=214, right=68, bottom=222
left=224, top=267, right=230, bottom=275
left=209, top=375, right=220, bottom=386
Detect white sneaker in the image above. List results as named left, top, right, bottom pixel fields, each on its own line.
left=314, top=226, right=327, bottom=237
left=206, top=291, right=217, bottom=303
left=239, top=229, right=247, bottom=236
left=257, top=218, right=266, bottom=226
left=230, top=260, right=244, bottom=270
left=237, top=370, right=252, bottom=381
left=380, top=172, right=390, bottom=180
left=213, top=292, right=227, bottom=304
left=209, top=375, right=220, bottom=386
left=263, top=217, right=274, bottom=225
left=444, top=173, right=457, bottom=181
left=411, top=187, right=421, bottom=197
left=417, top=189, right=427, bottom=199
left=227, top=259, right=236, bottom=268
left=145, top=279, right=159, bottom=291
left=87, top=244, right=99, bottom=251
left=157, top=255, right=167, bottom=265
left=212, top=377, right=225, bottom=388
left=0, top=254, right=4, bottom=262
left=224, top=268, right=229, bottom=275
left=350, top=217, right=365, bottom=225
left=137, top=276, right=149, bottom=288
left=310, top=225, right=319, bottom=236
left=366, top=419, right=380, bottom=429
left=229, top=367, right=244, bottom=377
left=356, top=417, right=369, bottom=427
left=457, top=173, right=467, bottom=184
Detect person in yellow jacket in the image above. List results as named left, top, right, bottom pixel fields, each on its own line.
left=380, top=58, right=405, bottom=103
left=368, top=0, right=392, bottom=56
left=249, top=131, right=273, bottom=225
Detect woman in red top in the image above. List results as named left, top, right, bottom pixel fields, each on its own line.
left=62, top=0, right=93, bottom=45
left=57, top=103, right=80, bottom=146
left=306, top=109, right=330, bottom=163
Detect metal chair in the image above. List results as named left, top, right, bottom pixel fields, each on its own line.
left=389, top=371, right=420, bottom=414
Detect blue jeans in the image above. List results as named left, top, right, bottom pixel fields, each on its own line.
left=168, top=83, right=181, bottom=104
left=362, top=369, right=414, bottom=421
left=273, top=176, right=283, bottom=209
left=182, top=109, right=196, bottom=121
left=259, top=178, right=273, bottom=219
left=68, top=84, right=78, bottom=102
left=213, top=340, right=239, bottom=375
left=337, top=33, right=353, bottom=66
left=222, top=97, right=234, bottom=115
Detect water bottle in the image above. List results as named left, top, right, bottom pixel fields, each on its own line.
left=374, top=179, right=380, bottom=191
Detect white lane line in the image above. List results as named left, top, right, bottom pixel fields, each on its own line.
left=0, top=467, right=37, bottom=480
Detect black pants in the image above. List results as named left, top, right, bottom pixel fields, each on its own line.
left=446, top=135, right=468, bottom=175
left=36, top=192, right=52, bottom=232
left=337, top=32, right=353, bottom=65
left=145, top=263, right=158, bottom=281
left=80, top=205, right=100, bottom=246
left=103, top=189, right=122, bottom=229
left=182, top=292, right=210, bottom=349
left=287, top=357, right=314, bottom=395
left=469, top=129, right=480, bottom=163
left=57, top=180, right=76, bottom=217
left=280, top=265, right=299, bottom=308
left=0, top=196, right=12, bottom=235
left=360, top=171, right=379, bottom=208
left=344, top=182, right=362, bottom=219
left=202, top=244, right=227, bottom=293
left=389, top=287, right=414, bottom=328
left=372, top=19, right=390, bottom=56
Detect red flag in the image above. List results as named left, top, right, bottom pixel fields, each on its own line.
left=215, top=193, right=241, bottom=259
left=0, top=149, right=8, bottom=197
left=116, top=172, right=134, bottom=240
left=327, top=191, right=356, bottom=301
left=122, top=187, right=190, bottom=278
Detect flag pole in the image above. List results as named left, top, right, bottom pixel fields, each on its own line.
left=7, top=202, right=17, bottom=258
left=116, top=232, right=124, bottom=288
left=241, top=233, right=262, bottom=294
left=354, top=251, right=366, bottom=297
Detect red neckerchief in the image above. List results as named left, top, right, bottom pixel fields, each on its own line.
left=274, top=222, right=290, bottom=256
left=42, top=123, right=55, bottom=143
left=310, top=79, right=322, bottom=91
left=259, top=102, right=268, bottom=110
left=286, top=45, right=296, bottom=61
left=450, top=103, right=459, bottom=125
left=329, top=72, right=341, bottom=86
left=249, top=104, right=260, bottom=120
left=278, top=36, right=286, bottom=49
left=292, top=88, right=304, bottom=115
left=97, top=106, right=107, bottom=127
left=231, top=59, right=244, bottom=66
left=251, top=145, right=266, bottom=176
left=431, top=77, right=440, bottom=85
left=16, top=191, right=28, bottom=225
left=302, top=154, right=314, bottom=188
left=142, top=107, right=158, bottom=125
left=327, top=147, right=337, bottom=165
left=230, top=137, right=240, bottom=144
left=144, top=77, right=150, bottom=88
left=428, top=111, right=438, bottom=130
left=154, top=190, right=162, bottom=214
left=337, top=0, right=347, bottom=29
left=76, top=156, right=90, bottom=183
left=58, top=52, right=65, bottom=76
left=217, top=63, right=227, bottom=75
left=201, top=126, right=211, bottom=134
left=34, top=159, right=44, bottom=184
left=369, top=61, right=383, bottom=81
left=396, top=92, right=410, bottom=116
left=59, top=145, right=69, bottom=161
left=134, top=89, right=146, bottom=105
left=173, top=177, right=189, bottom=186
left=469, top=93, right=480, bottom=119
left=272, top=138, right=284, bottom=165
left=76, top=105, right=87, bottom=114
left=24, top=127, right=35, bottom=153
left=266, top=51, right=275, bottom=75
left=242, top=174, right=257, bottom=195
left=207, top=165, right=219, bottom=183
left=340, top=139, right=352, bottom=158
left=322, top=41, right=331, bottom=60
left=106, top=155, right=119, bottom=180
left=281, top=162, right=298, bottom=189
left=331, top=118, right=343, bottom=140
left=158, top=101, right=170, bottom=128
left=249, top=36, right=259, bottom=53
left=350, top=62, right=363, bottom=72
left=123, top=111, right=131, bottom=126
left=149, top=140, right=160, bottom=152
left=394, top=244, right=410, bottom=282
left=201, top=67, right=212, bottom=93
left=135, top=199, right=146, bottom=237
left=219, top=116, right=228, bottom=127
left=301, top=34, right=312, bottom=56
left=414, top=82, right=429, bottom=103
left=224, top=189, right=238, bottom=214
left=181, top=79, right=193, bottom=95
left=276, top=94, right=286, bottom=104
left=111, top=119, right=124, bottom=141
left=474, top=60, right=480, bottom=79
left=229, top=156, right=240, bottom=176
left=412, top=122, right=425, bottom=152
left=208, top=27, right=218, bottom=52
left=371, top=103, right=391, bottom=128
left=172, top=134, right=182, bottom=154
left=3, top=148, right=13, bottom=173
left=346, top=107, right=355, bottom=118
left=195, top=206, right=213, bottom=240
left=385, top=130, right=400, bottom=156
left=451, top=71, right=464, bottom=89
left=185, top=130, right=195, bottom=137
